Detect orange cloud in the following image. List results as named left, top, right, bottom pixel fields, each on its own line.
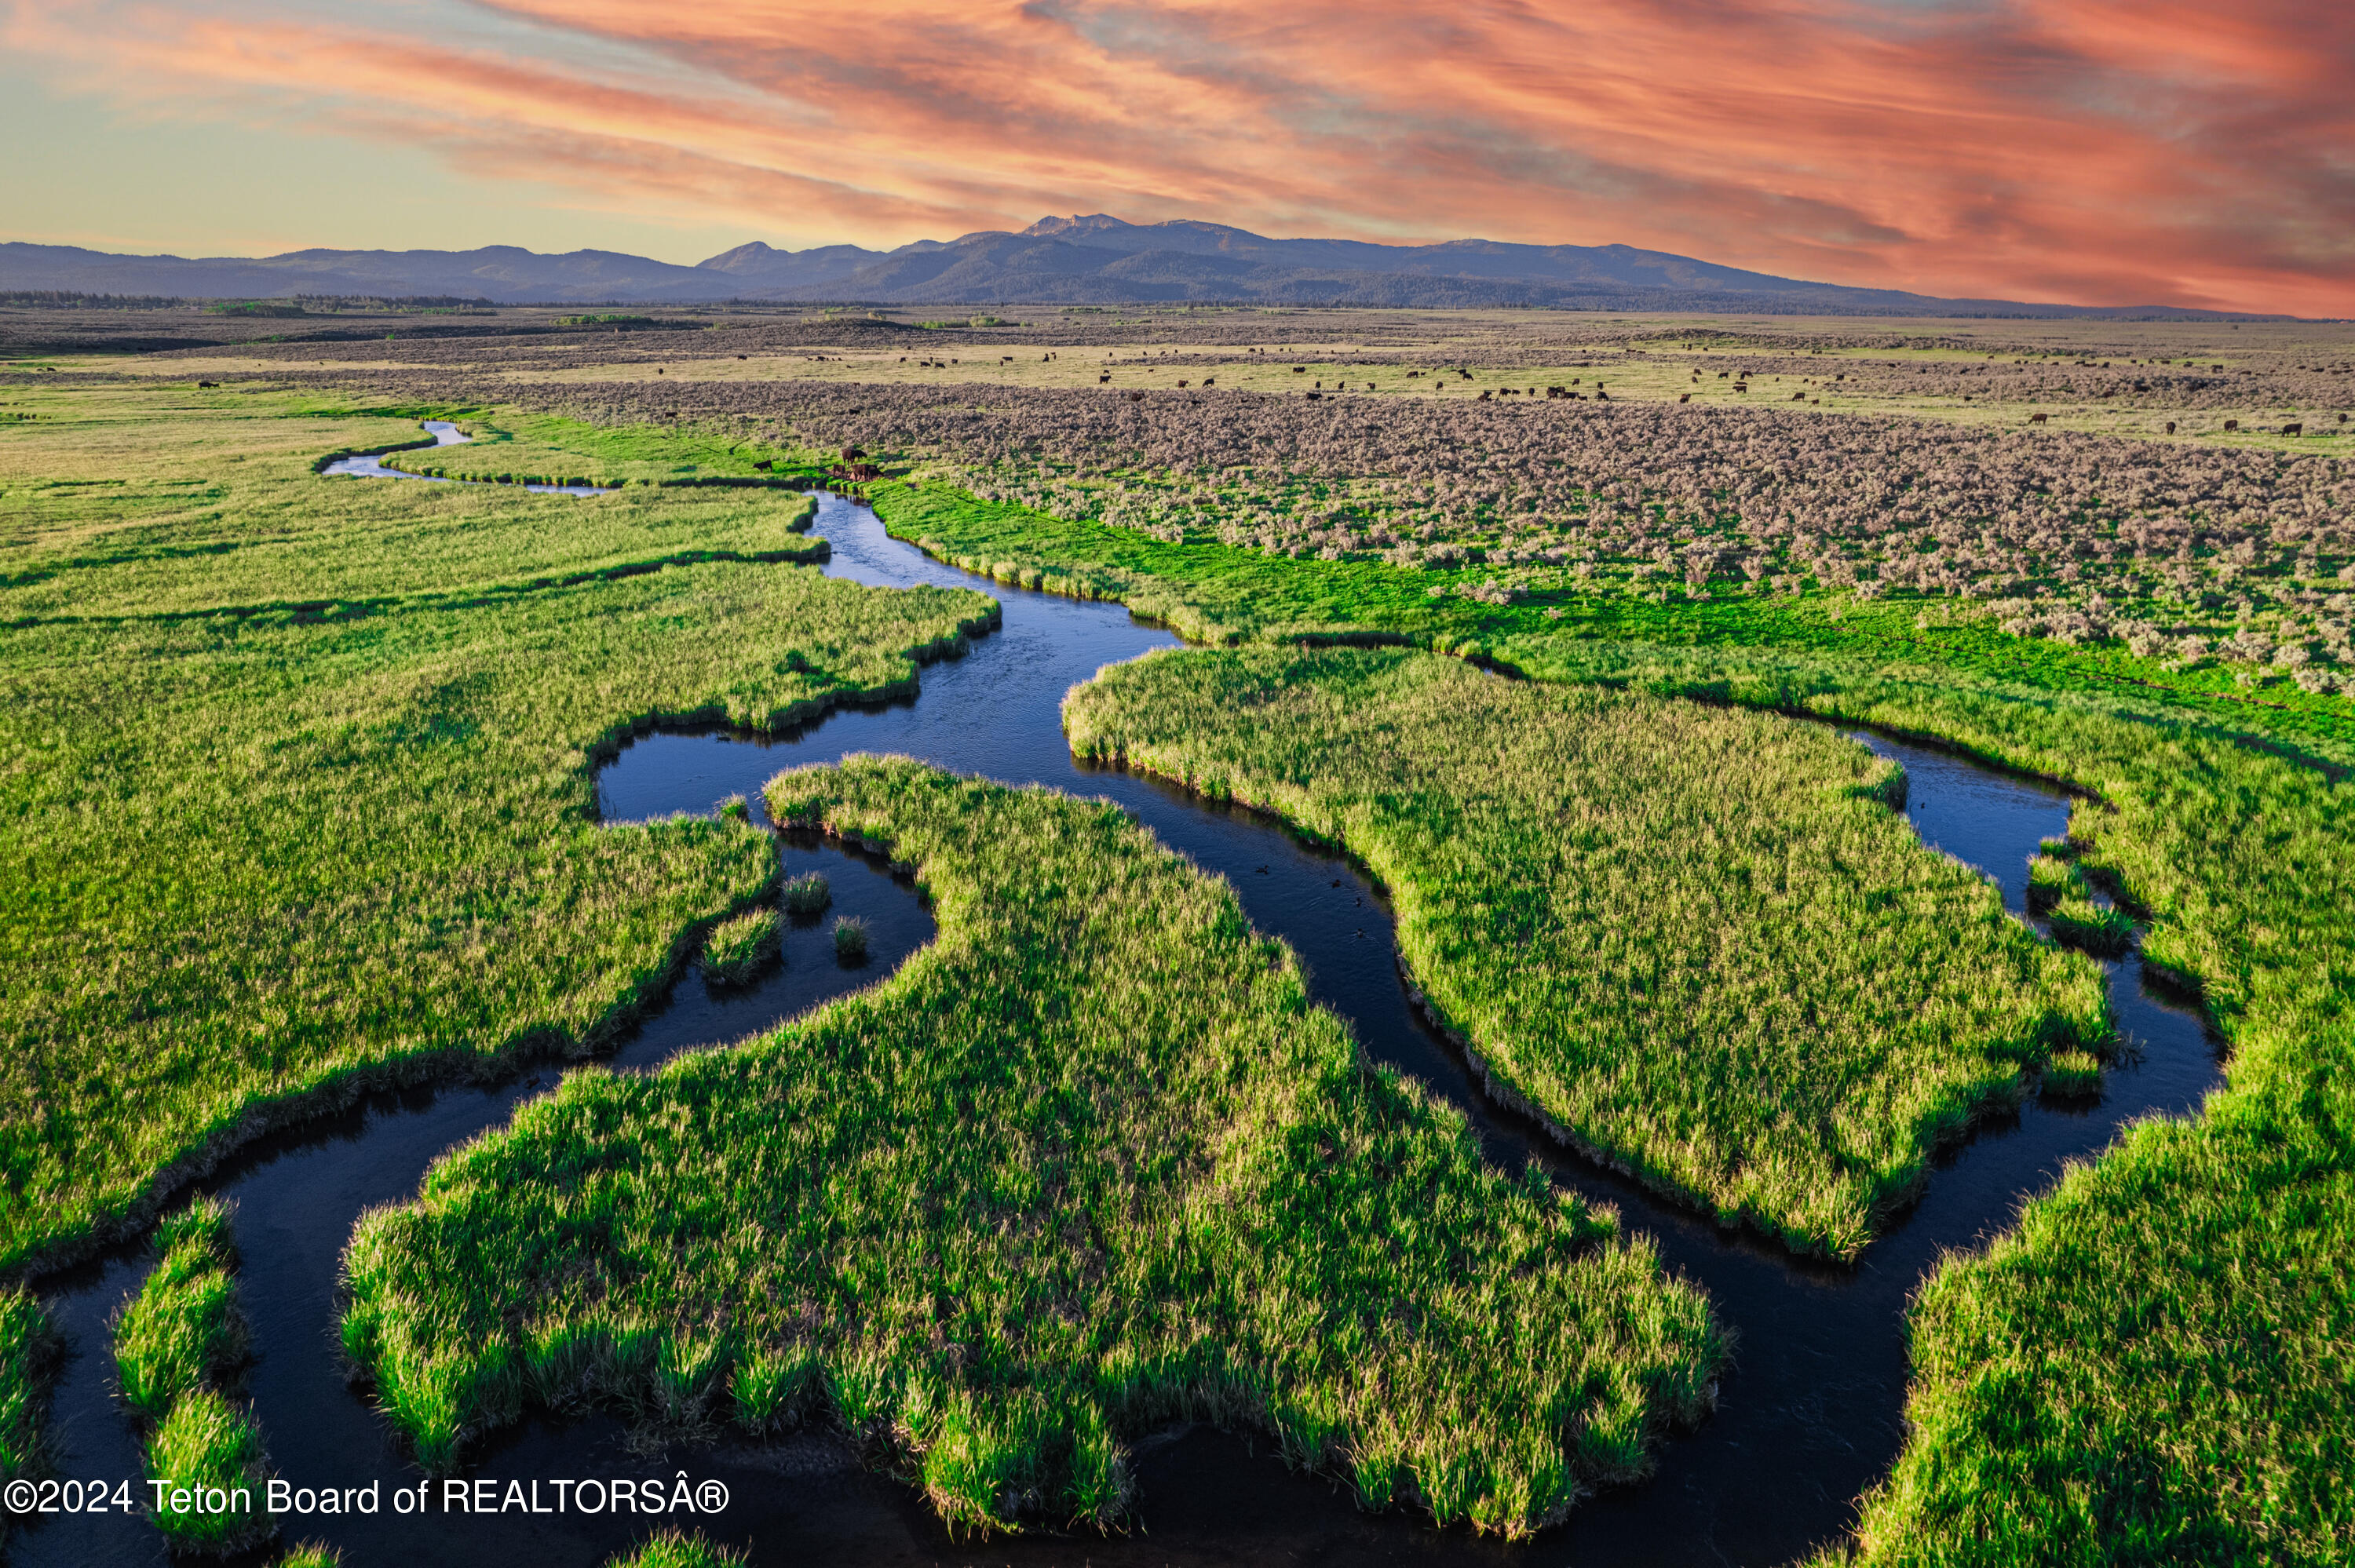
left=8, top=0, right=2350, bottom=312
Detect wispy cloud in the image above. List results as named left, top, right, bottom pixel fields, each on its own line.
left=8, top=0, right=2349, bottom=312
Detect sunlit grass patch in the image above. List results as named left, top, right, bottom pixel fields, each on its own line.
left=113, top=1197, right=246, bottom=1421
left=1067, top=646, right=2109, bottom=1256
left=830, top=913, right=870, bottom=961
left=107, top=1196, right=274, bottom=1555
left=0, top=383, right=999, bottom=1280
left=340, top=758, right=1723, bottom=1538
left=780, top=870, right=831, bottom=917
left=2046, top=898, right=2134, bottom=957
left=0, top=1286, right=60, bottom=1545
left=2039, top=1050, right=2104, bottom=1098
left=700, top=908, right=780, bottom=986
left=2025, top=852, right=2086, bottom=913
left=607, top=1530, right=743, bottom=1568
left=143, top=1388, right=272, bottom=1555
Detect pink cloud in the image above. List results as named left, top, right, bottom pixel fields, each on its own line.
left=8, top=0, right=2349, bottom=312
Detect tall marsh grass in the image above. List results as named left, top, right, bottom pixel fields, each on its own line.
left=112, top=1197, right=274, bottom=1555
left=1068, top=647, right=2109, bottom=1257
left=608, top=1530, right=743, bottom=1568
left=0, top=385, right=997, bottom=1282
left=699, top=908, right=779, bottom=986
left=0, top=1287, right=59, bottom=1547
left=340, top=757, right=1724, bottom=1538
left=113, top=1196, right=244, bottom=1420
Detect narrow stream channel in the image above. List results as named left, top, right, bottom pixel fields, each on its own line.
left=16, top=478, right=2226, bottom=1567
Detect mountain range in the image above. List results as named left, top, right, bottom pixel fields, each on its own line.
left=0, top=214, right=2252, bottom=317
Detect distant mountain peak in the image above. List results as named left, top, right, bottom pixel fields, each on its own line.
left=1023, top=213, right=1137, bottom=238
left=0, top=229, right=2253, bottom=317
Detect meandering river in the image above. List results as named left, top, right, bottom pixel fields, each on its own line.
left=15, top=472, right=2223, bottom=1566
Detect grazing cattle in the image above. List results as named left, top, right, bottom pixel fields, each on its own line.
left=1177, top=380, right=1188, bottom=388
left=2166, top=421, right=2178, bottom=434
left=1546, top=386, right=1567, bottom=399
left=1792, top=392, right=1807, bottom=401
left=1477, top=390, right=1492, bottom=400
left=1099, top=374, right=1112, bottom=384
left=1734, top=383, right=1747, bottom=392
left=196, top=381, right=218, bottom=388
left=1293, top=366, right=1306, bottom=373
left=2029, top=412, right=2048, bottom=424
left=1129, top=392, right=1145, bottom=403
left=2283, top=423, right=2304, bottom=436
left=1597, top=390, right=1610, bottom=400
left=736, top=355, right=747, bottom=360
left=841, top=446, right=866, bottom=461
left=2224, top=420, right=2240, bottom=431
left=1678, top=393, right=1691, bottom=403
left=1203, top=377, right=1215, bottom=387
left=754, top=459, right=773, bottom=471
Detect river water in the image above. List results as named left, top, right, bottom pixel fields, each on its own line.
left=14, top=482, right=2224, bottom=1567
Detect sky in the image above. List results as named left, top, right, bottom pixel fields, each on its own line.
left=4, top=0, right=2349, bottom=315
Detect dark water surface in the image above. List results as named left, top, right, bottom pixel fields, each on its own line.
left=17, top=491, right=2225, bottom=1567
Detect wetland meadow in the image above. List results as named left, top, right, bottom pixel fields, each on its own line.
left=2, top=301, right=2350, bottom=1567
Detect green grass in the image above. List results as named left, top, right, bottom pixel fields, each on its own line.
left=2025, top=853, right=2084, bottom=913
left=113, top=1196, right=245, bottom=1420
left=338, top=757, right=1724, bottom=1538
left=830, top=913, right=869, bottom=961
left=608, top=1530, right=742, bottom=1568
left=854, top=468, right=2351, bottom=1560
left=380, top=410, right=808, bottom=493
left=780, top=870, right=831, bottom=917
left=110, top=1196, right=274, bottom=1555
left=1068, top=646, right=2108, bottom=1257
left=277, top=1544, right=341, bottom=1568
left=2039, top=1051, right=2104, bottom=1099
left=0, top=385, right=999, bottom=1276
left=0, top=392, right=827, bottom=623
left=2046, top=898, right=2136, bottom=957
left=700, top=907, right=780, bottom=986
left=867, top=481, right=2355, bottom=767
left=0, top=1285, right=59, bottom=1546
left=143, top=1387, right=272, bottom=1555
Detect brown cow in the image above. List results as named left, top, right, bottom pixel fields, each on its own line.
left=2166, top=421, right=2178, bottom=434
left=1678, top=392, right=1691, bottom=403
left=841, top=446, right=866, bottom=461
left=2029, top=412, right=2048, bottom=424
left=2283, top=423, right=2304, bottom=436
left=2224, top=420, right=2240, bottom=432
